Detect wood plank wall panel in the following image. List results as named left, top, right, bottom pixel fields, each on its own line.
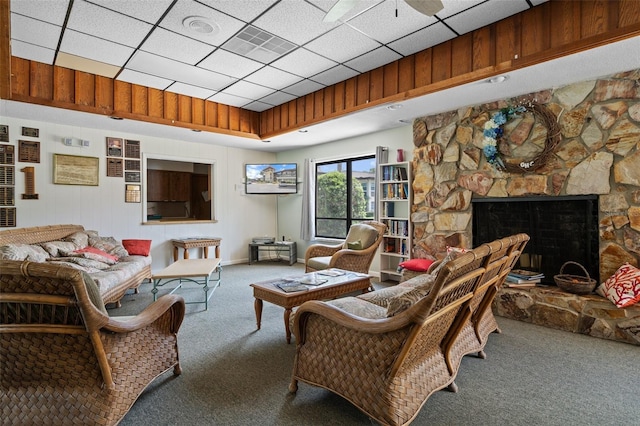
left=113, top=81, right=131, bottom=114
left=148, top=88, right=164, bottom=119
left=369, top=67, right=384, bottom=102
left=323, top=87, right=333, bottom=116
left=383, top=62, right=399, bottom=98
left=229, top=107, right=240, bottom=131
left=74, top=71, right=95, bottom=107
left=192, top=98, right=204, bottom=126
left=288, top=100, right=297, bottom=127
left=619, top=0, right=640, bottom=26
left=0, top=0, right=10, bottom=100
left=495, top=16, right=520, bottom=63
left=356, top=73, right=370, bottom=105
left=240, top=109, right=252, bottom=133
left=398, top=56, right=415, bottom=92
left=521, top=4, right=549, bottom=57
left=414, top=50, right=432, bottom=88
left=10, top=57, right=29, bottom=97
left=131, top=85, right=147, bottom=116
left=581, top=0, right=610, bottom=38
left=29, top=61, right=52, bottom=100
left=344, top=77, right=357, bottom=109
left=472, top=27, right=493, bottom=71
left=431, top=41, right=452, bottom=83
left=163, top=92, right=178, bottom=121
left=451, top=34, right=472, bottom=77
left=95, top=76, right=113, bottom=111
left=280, top=102, right=289, bottom=129
left=53, top=67, right=74, bottom=104
left=334, top=82, right=345, bottom=112
left=296, top=98, right=305, bottom=124
left=313, top=90, right=323, bottom=119
left=178, top=95, right=192, bottom=123
left=304, top=94, right=314, bottom=122
left=217, top=104, right=229, bottom=130
left=272, top=107, right=281, bottom=132
left=549, top=0, right=581, bottom=48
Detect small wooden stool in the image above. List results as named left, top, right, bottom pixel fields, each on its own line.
left=171, top=238, right=221, bottom=262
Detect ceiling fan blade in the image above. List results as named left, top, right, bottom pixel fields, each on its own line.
left=323, top=0, right=359, bottom=22
left=404, top=0, right=444, bottom=16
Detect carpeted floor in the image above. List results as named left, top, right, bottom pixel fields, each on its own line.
left=114, top=262, right=639, bottom=426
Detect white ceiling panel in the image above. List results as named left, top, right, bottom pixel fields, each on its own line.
left=252, top=0, right=336, bottom=45
left=222, top=80, right=274, bottom=99
left=444, top=0, right=530, bottom=35
left=10, top=39, right=55, bottom=64
left=116, top=69, right=173, bottom=90
left=242, top=100, right=274, bottom=112
left=282, top=79, right=325, bottom=97
left=258, top=91, right=297, bottom=106
left=66, top=0, right=152, bottom=48
left=270, top=48, right=337, bottom=78
left=10, top=0, right=69, bottom=26
left=60, top=30, right=134, bottom=66
left=11, top=14, right=61, bottom=50
left=305, top=24, right=381, bottom=63
left=435, top=0, right=488, bottom=19
left=127, top=51, right=237, bottom=91
left=344, top=46, right=402, bottom=73
left=309, top=0, right=383, bottom=22
left=203, top=0, right=279, bottom=23
left=388, top=22, right=456, bottom=56
left=347, top=0, right=437, bottom=44
left=198, top=49, right=263, bottom=78
left=208, top=92, right=252, bottom=107
left=244, top=66, right=303, bottom=90
left=140, top=27, right=214, bottom=65
left=92, top=0, right=175, bottom=24
left=166, top=82, right=217, bottom=99
left=158, top=0, right=245, bottom=46
left=309, top=64, right=359, bottom=86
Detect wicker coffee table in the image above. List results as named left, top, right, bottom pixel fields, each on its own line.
left=250, top=269, right=372, bottom=343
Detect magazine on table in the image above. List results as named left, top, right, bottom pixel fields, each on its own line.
left=316, top=269, right=346, bottom=277
left=275, top=281, right=309, bottom=293
left=509, top=269, right=545, bottom=280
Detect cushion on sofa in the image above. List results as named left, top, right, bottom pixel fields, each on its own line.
left=41, top=241, right=78, bottom=257
left=64, top=231, right=89, bottom=248
left=399, top=258, right=434, bottom=272
left=121, top=239, right=152, bottom=256
left=82, top=272, right=108, bottom=314
left=306, top=256, right=332, bottom=271
left=0, top=244, right=50, bottom=262
left=327, top=296, right=387, bottom=319
left=387, top=275, right=436, bottom=317
left=72, top=246, right=119, bottom=263
left=88, top=235, right=130, bottom=258
left=357, top=285, right=412, bottom=308
left=343, top=223, right=378, bottom=250
left=597, top=263, right=640, bottom=308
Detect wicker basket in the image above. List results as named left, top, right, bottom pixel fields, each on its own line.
left=554, top=261, right=596, bottom=295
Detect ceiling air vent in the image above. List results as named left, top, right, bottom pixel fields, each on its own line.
left=183, top=16, right=219, bottom=35
left=223, top=25, right=295, bottom=64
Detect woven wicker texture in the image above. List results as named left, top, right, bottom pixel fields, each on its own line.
left=304, top=220, right=386, bottom=274
left=290, top=234, right=529, bottom=426
left=0, top=259, right=185, bottom=425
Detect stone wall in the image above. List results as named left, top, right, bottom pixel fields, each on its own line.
left=410, top=69, right=640, bottom=283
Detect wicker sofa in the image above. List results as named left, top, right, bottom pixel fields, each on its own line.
left=290, top=234, right=528, bottom=426
left=0, top=259, right=185, bottom=425
left=0, top=224, right=151, bottom=306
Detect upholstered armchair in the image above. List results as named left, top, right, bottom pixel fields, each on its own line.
left=304, top=220, right=386, bottom=274
left=0, top=259, right=185, bottom=426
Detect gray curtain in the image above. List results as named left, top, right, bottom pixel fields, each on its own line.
left=300, top=158, right=315, bottom=241
left=375, top=146, right=388, bottom=221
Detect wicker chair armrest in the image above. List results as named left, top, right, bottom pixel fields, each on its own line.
left=305, top=243, right=343, bottom=262
left=104, top=294, right=185, bottom=333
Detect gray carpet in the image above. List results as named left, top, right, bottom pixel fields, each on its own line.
left=114, top=262, right=639, bottom=426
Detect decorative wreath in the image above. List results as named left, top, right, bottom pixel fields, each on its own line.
left=482, top=103, right=561, bottom=173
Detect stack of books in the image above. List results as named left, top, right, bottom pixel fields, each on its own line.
left=505, top=269, right=545, bottom=287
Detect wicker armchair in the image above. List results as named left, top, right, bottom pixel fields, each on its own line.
left=0, top=259, right=185, bottom=425
left=290, top=242, right=506, bottom=426
left=304, top=220, right=386, bottom=274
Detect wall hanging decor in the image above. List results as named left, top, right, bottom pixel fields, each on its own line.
left=18, top=140, right=40, bottom=163
left=53, top=154, right=99, bottom=186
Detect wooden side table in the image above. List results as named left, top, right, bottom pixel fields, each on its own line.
left=172, top=238, right=221, bottom=262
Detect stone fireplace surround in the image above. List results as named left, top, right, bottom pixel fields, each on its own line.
left=409, top=68, right=640, bottom=345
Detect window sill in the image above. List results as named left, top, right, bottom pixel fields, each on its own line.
left=144, top=219, right=217, bottom=225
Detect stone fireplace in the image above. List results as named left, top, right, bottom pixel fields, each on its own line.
left=408, top=68, right=640, bottom=345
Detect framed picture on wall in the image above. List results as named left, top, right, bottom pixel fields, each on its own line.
left=106, top=137, right=123, bottom=157
left=53, top=154, right=99, bottom=186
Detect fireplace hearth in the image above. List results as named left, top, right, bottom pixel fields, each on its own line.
left=472, top=196, right=599, bottom=284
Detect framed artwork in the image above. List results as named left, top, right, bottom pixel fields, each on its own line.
left=53, top=154, right=99, bottom=186
left=0, top=125, right=8, bottom=143
left=125, top=171, right=140, bottom=182
left=18, top=140, right=40, bottom=163
left=21, top=127, right=39, bottom=137
left=107, top=158, right=123, bottom=177
left=124, top=139, right=141, bottom=158
left=125, top=159, right=140, bottom=171
left=106, top=137, right=123, bottom=157
left=125, top=184, right=141, bottom=203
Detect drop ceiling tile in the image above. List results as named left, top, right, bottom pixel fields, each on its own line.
left=66, top=0, right=152, bottom=48
left=10, top=40, right=55, bottom=64
left=140, top=27, right=214, bottom=65
left=117, top=69, right=173, bottom=90
left=344, top=46, right=401, bottom=73
left=166, top=82, right=217, bottom=98
left=92, top=0, right=175, bottom=24
left=11, top=14, right=61, bottom=49
left=307, top=0, right=383, bottom=22
left=346, top=0, right=437, bottom=44
left=204, top=0, right=279, bottom=23
left=304, top=24, right=380, bottom=63
left=252, top=0, right=336, bottom=45
left=198, top=49, right=263, bottom=78
left=309, top=64, right=359, bottom=86
left=60, top=30, right=134, bottom=66
left=258, top=91, right=297, bottom=106
left=242, top=101, right=273, bottom=112
left=435, top=0, right=488, bottom=19
left=388, top=22, right=456, bottom=56
left=56, top=52, right=121, bottom=77
left=445, top=0, right=530, bottom=35
left=158, top=0, right=245, bottom=46
left=9, top=0, right=69, bottom=25
left=244, top=66, right=302, bottom=90
left=282, top=79, right=325, bottom=97
left=208, top=92, right=252, bottom=108
left=270, top=48, right=337, bottom=78
left=222, top=80, right=274, bottom=99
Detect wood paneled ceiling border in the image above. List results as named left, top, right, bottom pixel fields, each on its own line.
left=1, top=0, right=639, bottom=142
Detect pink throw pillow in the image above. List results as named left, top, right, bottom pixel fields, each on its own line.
left=598, top=263, right=640, bottom=308
left=399, top=258, right=435, bottom=272
left=74, top=246, right=119, bottom=263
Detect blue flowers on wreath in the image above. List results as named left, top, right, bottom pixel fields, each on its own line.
left=482, top=105, right=526, bottom=170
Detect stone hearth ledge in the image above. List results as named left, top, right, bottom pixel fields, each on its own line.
left=493, top=286, right=640, bottom=346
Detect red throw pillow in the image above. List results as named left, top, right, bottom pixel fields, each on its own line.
left=399, top=258, right=435, bottom=272
left=122, top=239, right=152, bottom=256
left=598, top=263, right=640, bottom=308
left=74, top=246, right=119, bottom=263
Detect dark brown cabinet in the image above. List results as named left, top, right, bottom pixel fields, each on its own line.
left=147, top=170, right=191, bottom=202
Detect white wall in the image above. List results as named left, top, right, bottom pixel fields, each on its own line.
left=276, top=125, right=414, bottom=276
left=0, top=115, right=277, bottom=271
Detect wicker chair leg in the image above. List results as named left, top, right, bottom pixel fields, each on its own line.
left=289, top=379, right=298, bottom=393
left=174, top=364, right=182, bottom=375
left=476, top=350, right=486, bottom=359
left=447, top=382, right=459, bottom=393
